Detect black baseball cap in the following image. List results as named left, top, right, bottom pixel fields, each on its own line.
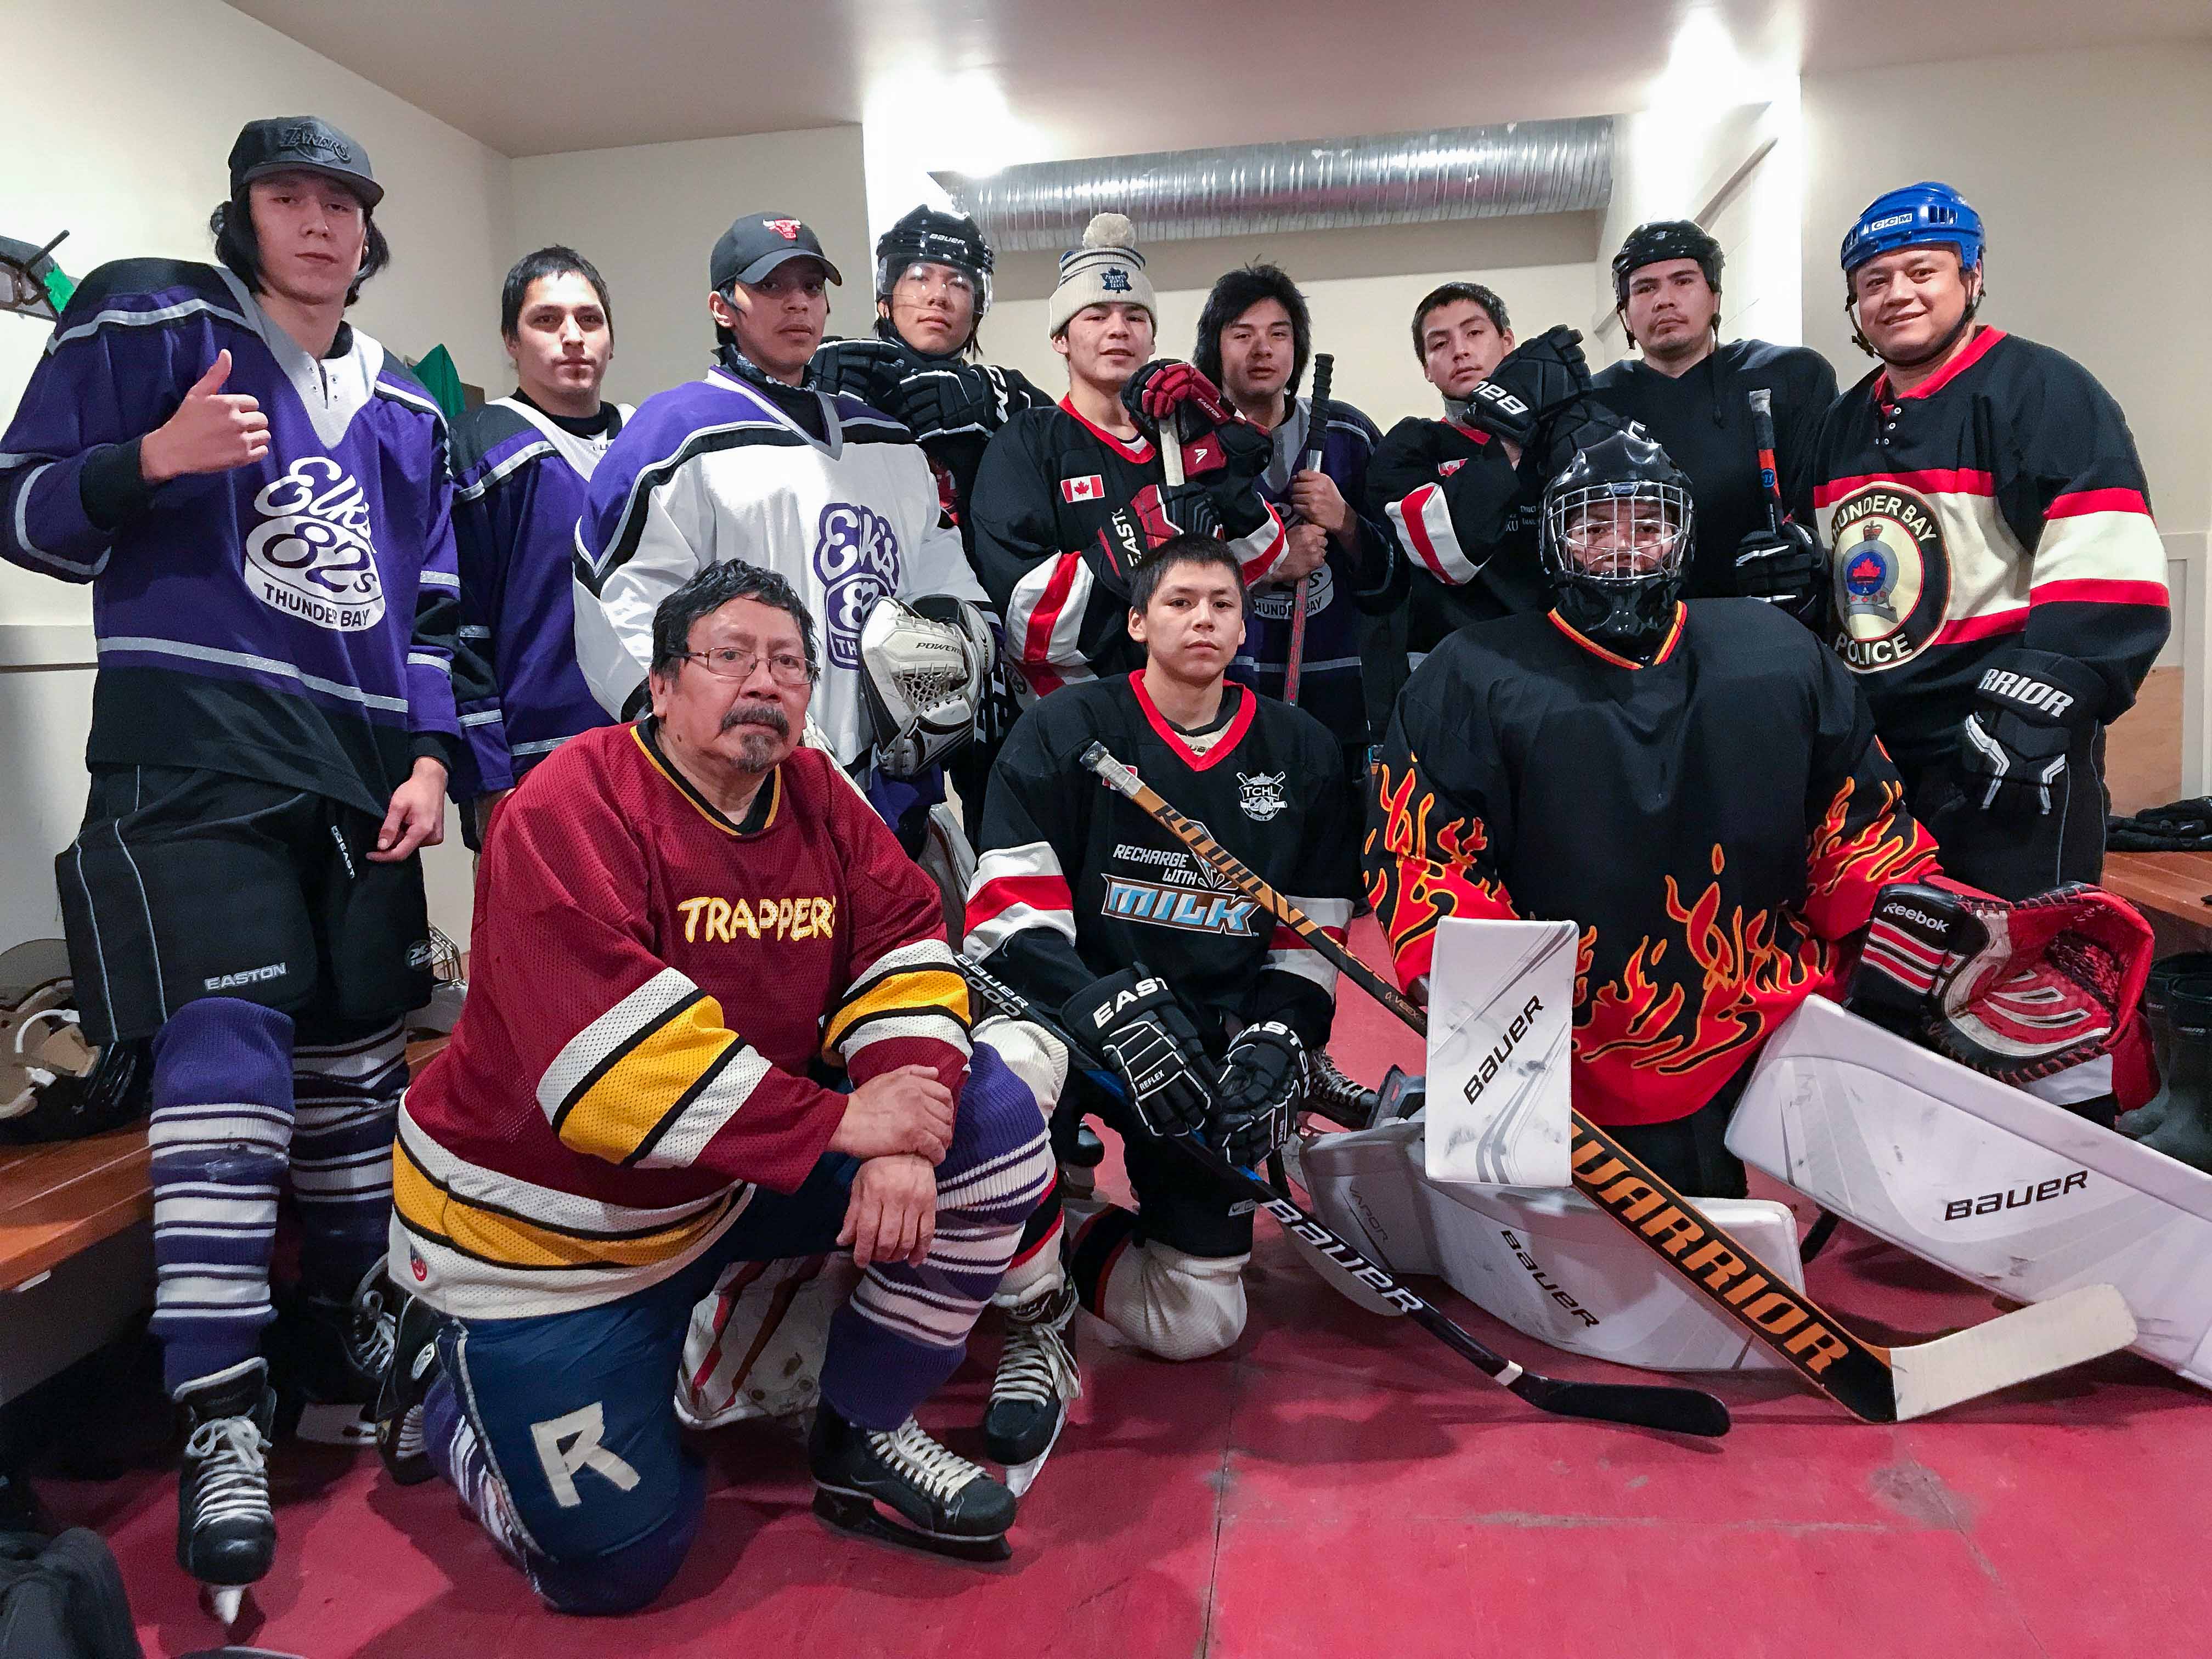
left=228, top=117, right=383, bottom=208
left=710, top=215, right=843, bottom=291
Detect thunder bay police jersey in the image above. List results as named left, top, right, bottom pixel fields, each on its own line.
left=1813, top=328, right=2169, bottom=774
left=572, top=363, right=985, bottom=766
left=0, top=259, right=462, bottom=816
left=969, top=401, right=1288, bottom=697
left=964, top=673, right=1356, bottom=1050
left=449, top=396, right=631, bottom=797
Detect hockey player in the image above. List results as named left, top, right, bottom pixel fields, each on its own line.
left=0, top=117, right=461, bottom=1616
left=964, top=533, right=1358, bottom=1472
left=970, top=213, right=1288, bottom=696
left=1193, top=263, right=1400, bottom=797
left=1814, top=182, right=2169, bottom=898
left=1367, top=284, right=1620, bottom=661
left=449, top=246, right=629, bottom=843
left=377, top=560, right=1054, bottom=1605
left=1589, top=221, right=1838, bottom=614
left=571, top=212, right=989, bottom=789
left=811, top=206, right=1052, bottom=834
left=1368, top=430, right=1940, bottom=1194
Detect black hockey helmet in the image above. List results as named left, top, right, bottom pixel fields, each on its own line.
left=0, top=940, right=151, bottom=1146
left=875, top=206, right=994, bottom=315
left=1539, top=427, right=1694, bottom=658
left=1611, top=220, right=1723, bottom=309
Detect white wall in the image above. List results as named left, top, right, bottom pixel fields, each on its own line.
left=977, top=214, right=1601, bottom=433
left=1804, top=42, right=2212, bottom=790
left=512, top=127, right=872, bottom=408
left=0, top=0, right=514, bottom=948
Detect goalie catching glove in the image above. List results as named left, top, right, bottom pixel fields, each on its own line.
left=1846, top=880, right=2153, bottom=1084
left=859, top=595, right=997, bottom=779
left=1062, top=968, right=1214, bottom=1137
left=1211, top=1022, right=1305, bottom=1165
left=1959, top=650, right=2104, bottom=819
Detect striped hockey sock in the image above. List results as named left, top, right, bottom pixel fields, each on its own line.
left=291, top=1018, right=404, bottom=1297
left=148, top=998, right=295, bottom=1395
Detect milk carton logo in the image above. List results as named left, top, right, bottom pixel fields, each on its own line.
left=245, top=457, right=385, bottom=631
left=814, top=501, right=903, bottom=669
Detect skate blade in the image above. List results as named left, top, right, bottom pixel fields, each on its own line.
left=995, top=1412, right=1067, bottom=1498
left=294, top=1401, right=377, bottom=1446
left=201, top=1582, right=252, bottom=1627
left=811, top=1489, right=1011, bottom=1564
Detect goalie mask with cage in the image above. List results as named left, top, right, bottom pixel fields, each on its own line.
left=1539, top=427, right=1694, bottom=656
left=860, top=595, right=998, bottom=779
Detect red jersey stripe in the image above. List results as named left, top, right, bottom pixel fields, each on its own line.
left=2046, top=487, right=2153, bottom=520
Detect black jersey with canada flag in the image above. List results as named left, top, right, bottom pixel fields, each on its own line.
left=1813, top=327, right=2169, bottom=775
left=969, top=402, right=1286, bottom=697
left=1367, top=599, right=1940, bottom=1128
left=964, top=672, right=1356, bottom=1050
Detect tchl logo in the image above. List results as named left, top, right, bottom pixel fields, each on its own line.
left=1237, top=771, right=1289, bottom=822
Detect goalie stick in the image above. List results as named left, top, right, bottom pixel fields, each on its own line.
left=954, top=951, right=1730, bottom=1438
left=1283, top=353, right=1334, bottom=707
left=1080, top=740, right=2138, bottom=1423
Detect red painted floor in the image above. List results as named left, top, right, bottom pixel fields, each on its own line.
left=42, top=919, right=2208, bottom=1658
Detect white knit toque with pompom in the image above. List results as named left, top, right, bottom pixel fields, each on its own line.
left=1047, top=211, right=1157, bottom=336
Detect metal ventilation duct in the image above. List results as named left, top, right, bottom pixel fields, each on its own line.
left=935, top=116, right=1613, bottom=253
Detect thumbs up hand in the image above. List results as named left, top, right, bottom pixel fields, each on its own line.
left=139, top=351, right=272, bottom=482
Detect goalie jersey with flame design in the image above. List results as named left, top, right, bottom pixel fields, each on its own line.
left=394, top=718, right=971, bottom=1319
left=1367, top=599, right=1940, bottom=1127
left=966, top=673, right=1357, bottom=1049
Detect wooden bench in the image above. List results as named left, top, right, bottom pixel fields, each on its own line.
left=2103, top=851, right=2212, bottom=951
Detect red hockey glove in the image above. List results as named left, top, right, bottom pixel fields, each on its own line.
left=1120, top=358, right=1233, bottom=444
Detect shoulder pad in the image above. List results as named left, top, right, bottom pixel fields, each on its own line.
left=450, top=399, right=545, bottom=479
left=50, top=259, right=246, bottom=341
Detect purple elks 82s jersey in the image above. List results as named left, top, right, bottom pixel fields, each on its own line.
left=0, top=258, right=462, bottom=815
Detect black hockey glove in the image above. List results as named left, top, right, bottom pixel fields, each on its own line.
left=1526, top=397, right=1633, bottom=483
left=1844, top=881, right=1971, bottom=1037
left=1733, top=520, right=1826, bottom=613
left=810, top=337, right=907, bottom=405
left=1957, top=650, right=2103, bottom=819
left=1211, top=1021, right=1306, bottom=1165
left=883, top=360, right=1011, bottom=444
left=1466, top=325, right=1591, bottom=447
left=1062, top=968, right=1215, bottom=1138
left=1121, top=358, right=1234, bottom=444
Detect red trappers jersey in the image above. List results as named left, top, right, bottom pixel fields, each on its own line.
left=964, top=674, right=1358, bottom=1049
left=1813, top=328, right=2169, bottom=771
left=1368, top=600, right=1940, bottom=1127
left=1367, top=415, right=1548, bottom=652
left=396, top=720, right=970, bottom=1319
left=970, top=400, right=1288, bottom=696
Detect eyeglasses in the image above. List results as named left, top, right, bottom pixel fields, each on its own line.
left=679, top=647, right=815, bottom=687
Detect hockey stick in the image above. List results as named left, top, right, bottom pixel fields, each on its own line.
left=1747, top=387, right=1785, bottom=537
left=954, top=951, right=1729, bottom=1437
left=1158, top=413, right=1186, bottom=488
left=1079, top=741, right=2138, bottom=1423
left=1283, top=353, right=1334, bottom=707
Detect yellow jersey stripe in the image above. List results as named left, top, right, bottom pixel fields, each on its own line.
left=822, top=967, right=972, bottom=1056
left=554, top=992, right=746, bottom=1164
left=393, top=1137, right=738, bottom=1270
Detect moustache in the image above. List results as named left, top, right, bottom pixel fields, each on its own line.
left=720, top=704, right=789, bottom=737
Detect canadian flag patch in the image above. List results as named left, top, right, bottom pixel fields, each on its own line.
left=1061, top=474, right=1104, bottom=503
left=1438, top=459, right=1466, bottom=478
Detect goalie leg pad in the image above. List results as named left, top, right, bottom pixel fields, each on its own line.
left=1729, top=995, right=2212, bottom=1389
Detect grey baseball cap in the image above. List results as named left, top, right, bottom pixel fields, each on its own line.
left=710, top=214, right=844, bottom=290
left=228, top=116, right=382, bottom=208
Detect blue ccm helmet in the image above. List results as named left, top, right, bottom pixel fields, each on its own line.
left=1841, top=182, right=1984, bottom=279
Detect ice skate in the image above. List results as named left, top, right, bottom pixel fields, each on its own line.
left=2134, top=980, right=2212, bottom=1172
left=176, top=1356, right=276, bottom=1628
left=373, top=1286, right=444, bottom=1484
left=276, top=1263, right=396, bottom=1446
left=810, top=1404, right=1014, bottom=1562
left=1303, top=1050, right=1380, bottom=1130
left=984, top=1281, right=1080, bottom=1494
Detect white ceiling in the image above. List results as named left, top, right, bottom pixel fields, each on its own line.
left=228, top=0, right=2208, bottom=162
